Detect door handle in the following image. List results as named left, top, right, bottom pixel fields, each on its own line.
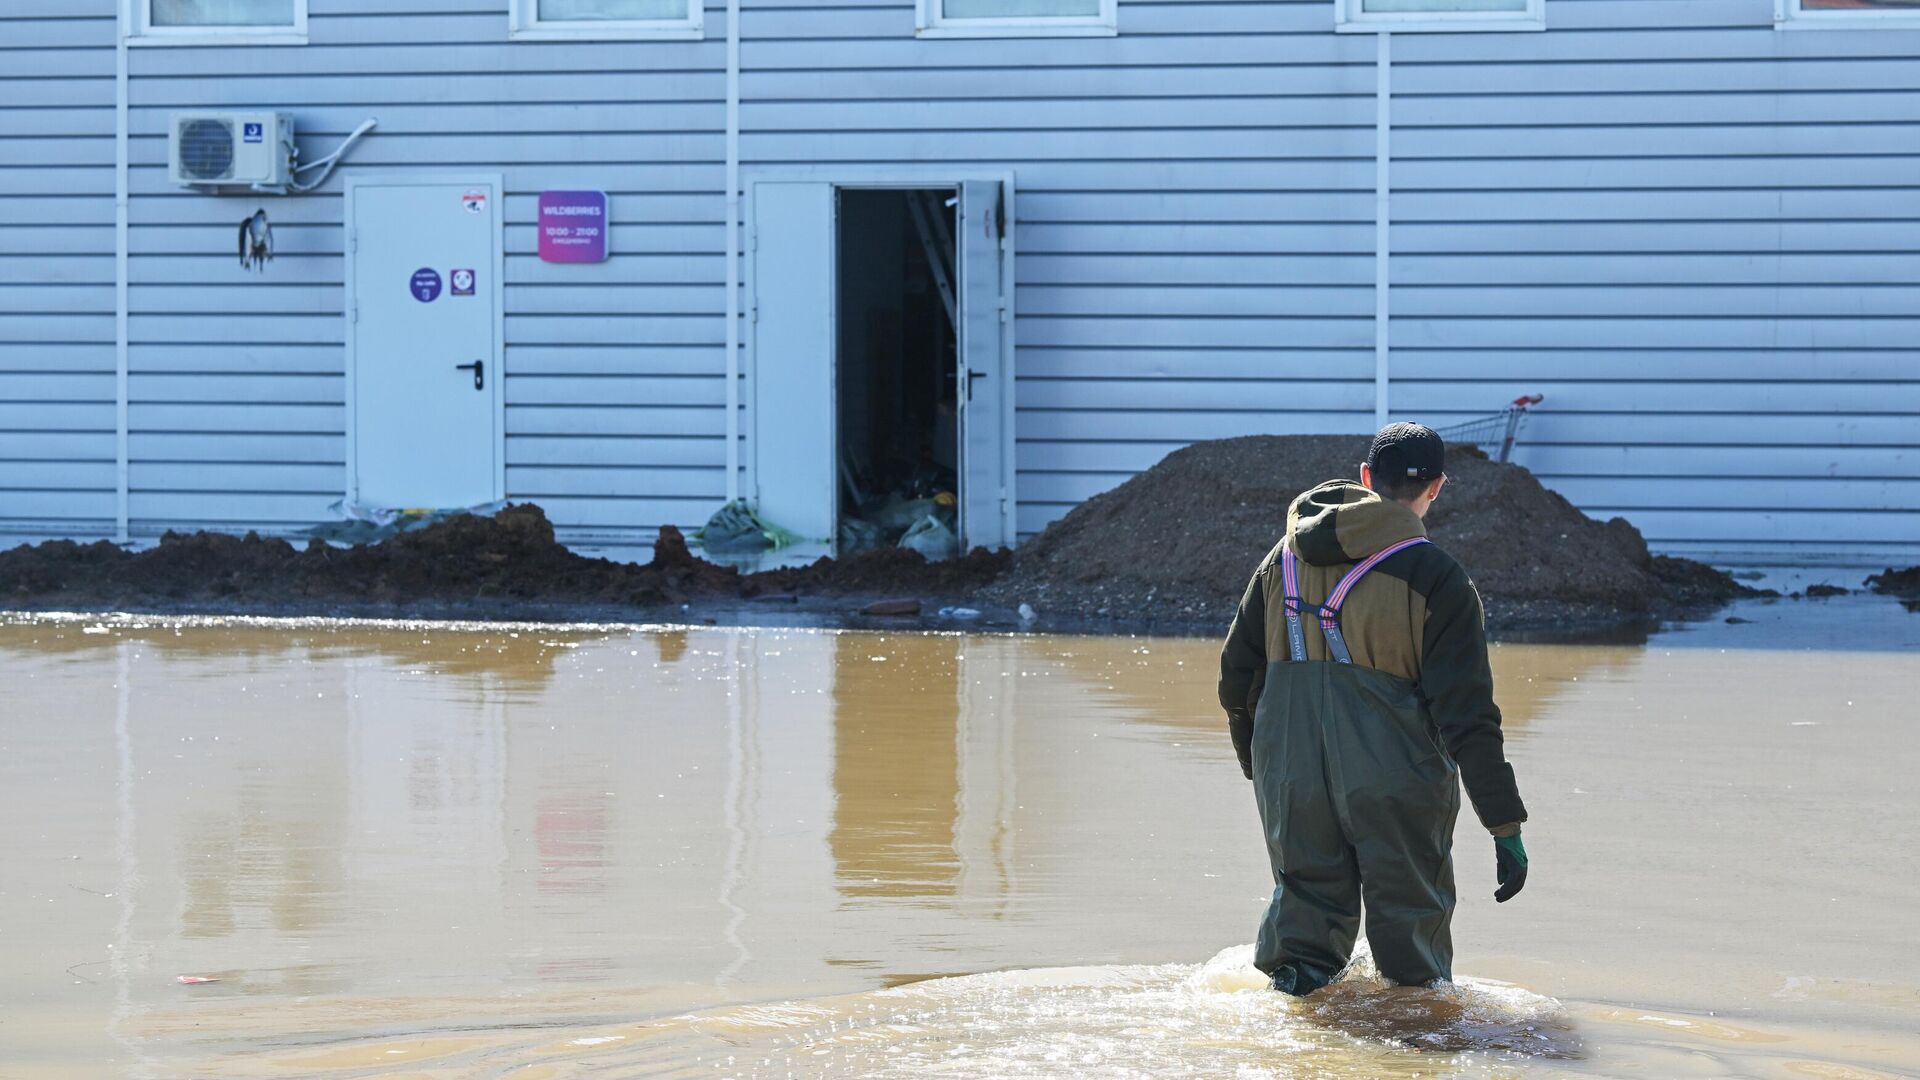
left=455, top=360, right=484, bottom=390
left=966, top=368, right=987, bottom=401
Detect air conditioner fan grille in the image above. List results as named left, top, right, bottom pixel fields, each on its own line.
left=178, top=119, right=235, bottom=181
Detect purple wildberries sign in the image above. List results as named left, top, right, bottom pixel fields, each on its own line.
left=537, top=190, right=609, bottom=264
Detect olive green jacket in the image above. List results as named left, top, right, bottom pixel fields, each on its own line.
left=1218, top=480, right=1528, bottom=833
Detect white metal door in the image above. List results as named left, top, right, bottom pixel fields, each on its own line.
left=748, top=181, right=837, bottom=542
left=346, top=179, right=502, bottom=509
left=956, top=180, right=1011, bottom=550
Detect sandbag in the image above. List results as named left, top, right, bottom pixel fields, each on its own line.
left=898, top=513, right=959, bottom=562
left=695, top=500, right=799, bottom=553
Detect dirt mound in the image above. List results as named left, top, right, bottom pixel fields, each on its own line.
left=1, top=454, right=1761, bottom=630
left=0, top=506, right=673, bottom=608
left=0, top=504, right=1006, bottom=617
left=746, top=545, right=1010, bottom=598
left=986, top=435, right=1759, bottom=628
left=1865, top=565, right=1920, bottom=597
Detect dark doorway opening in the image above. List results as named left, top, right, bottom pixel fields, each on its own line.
left=834, top=188, right=961, bottom=559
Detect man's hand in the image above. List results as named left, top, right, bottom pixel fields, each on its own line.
left=1494, top=833, right=1528, bottom=903
left=1228, top=709, right=1254, bottom=780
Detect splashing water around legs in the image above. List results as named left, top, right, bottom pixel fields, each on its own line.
left=141, top=944, right=1579, bottom=1077
left=624, top=943, right=1581, bottom=1079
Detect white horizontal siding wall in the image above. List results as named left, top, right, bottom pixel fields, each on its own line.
left=741, top=0, right=1920, bottom=564
left=738, top=0, right=1383, bottom=540
left=0, top=2, right=119, bottom=541
left=120, top=0, right=728, bottom=543
left=1387, top=0, right=1920, bottom=565
left=2, top=0, right=1915, bottom=565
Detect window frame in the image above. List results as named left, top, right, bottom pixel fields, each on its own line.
left=508, top=0, right=705, bottom=41
left=1776, top=0, right=1920, bottom=31
left=1334, top=0, right=1544, bottom=34
left=127, top=0, right=308, bottom=46
left=915, top=0, right=1118, bottom=40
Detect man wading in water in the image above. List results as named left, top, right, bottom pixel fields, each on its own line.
left=1218, top=422, right=1529, bottom=996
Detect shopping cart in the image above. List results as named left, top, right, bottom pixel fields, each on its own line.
left=1434, top=394, right=1543, bottom=464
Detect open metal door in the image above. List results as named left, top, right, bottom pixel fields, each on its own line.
left=956, top=180, right=1011, bottom=550
left=748, top=182, right=837, bottom=543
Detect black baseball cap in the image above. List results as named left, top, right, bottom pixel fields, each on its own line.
left=1365, top=422, right=1446, bottom=482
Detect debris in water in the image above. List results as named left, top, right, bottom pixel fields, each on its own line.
left=176, top=975, right=220, bottom=985
left=862, top=599, right=922, bottom=616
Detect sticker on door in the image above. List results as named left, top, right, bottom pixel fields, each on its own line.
left=462, top=190, right=489, bottom=215
left=410, top=268, right=442, bottom=302
left=450, top=269, right=476, bottom=296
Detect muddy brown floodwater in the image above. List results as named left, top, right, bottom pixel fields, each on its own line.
left=2, top=598, right=1917, bottom=1079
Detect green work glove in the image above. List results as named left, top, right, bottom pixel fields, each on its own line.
left=1494, top=833, right=1528, bottom=903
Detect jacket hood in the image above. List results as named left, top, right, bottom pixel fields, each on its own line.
left=1287, top=479, right=1426, bottom=567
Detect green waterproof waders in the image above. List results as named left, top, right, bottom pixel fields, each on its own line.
left=1252, top=536, right=1461, bottom=990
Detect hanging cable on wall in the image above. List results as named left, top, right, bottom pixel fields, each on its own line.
left=275, top=117, right=378, bottom=193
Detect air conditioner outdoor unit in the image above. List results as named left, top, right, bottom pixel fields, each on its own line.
left=169, top=112, right=295, bottom=189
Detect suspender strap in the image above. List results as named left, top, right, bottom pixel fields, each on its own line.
left=1326, top=535, right=1431, bottom=612
left=1280, top=536, right=1431, bottom=665
left=1280, top=541, right=1309, bottom=663
left=1318, top=536, right=1428, bottom=663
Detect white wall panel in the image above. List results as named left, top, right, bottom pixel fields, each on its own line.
left=0, top=2, right=117, bottom=539
left=0, top=0, right=1913, bottom=565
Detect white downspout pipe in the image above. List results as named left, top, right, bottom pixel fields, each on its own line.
left=1373, top=31, right=1391, bottom=430
left=114, top=2, right=131, bottom=543
left=722, top=0, right=742, bottom=503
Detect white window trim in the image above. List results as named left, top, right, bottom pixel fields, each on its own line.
left=915, top=0, right=1118, bottom=39
left=1335, top=0, right=1544, bottom=34
left=125, top=0, right=308, bottom=46
left=509, top=0, right=704, bottom=41
left=1776, top=0, right=1920, bottom=30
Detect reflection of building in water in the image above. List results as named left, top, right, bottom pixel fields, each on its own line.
left=124, top=634, right=358, bottom=1000
left=952, top=638, right=1022, bottom=919
left=22, top=624, right=1287, bottom=1025
left=1478, top=641, right=1642, bottom=735
left=830, top=634, right=961, bottom=901
left=534, top=795, right=611, bottom=897
left=345, top=653, right=513, bottom=973
left=54, top=626, right=1266, bottom=1006
left=1033, top=633, right=1640, bottom=744
left=495, top=627, right=738, bottom=984
left=654, top=629, right=689, bottom=665
left=8, top=621, right=580, bottom=694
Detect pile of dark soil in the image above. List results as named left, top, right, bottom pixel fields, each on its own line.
left=0, top=504, right=1006, bottom=619
left=1865, top=565, right=1920, bottom=597
left=0, top=441, right=1766, bottom=632
left=744, top=544, right=1009, bottom=598
left=984, top=435, right=1762, bottom=629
